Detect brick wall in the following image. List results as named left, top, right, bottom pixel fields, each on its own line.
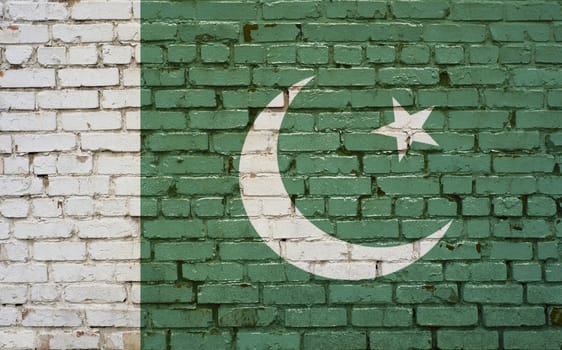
left=0, top=1, right=140, bottom=349
left=142, top=1, right=562, bottom=349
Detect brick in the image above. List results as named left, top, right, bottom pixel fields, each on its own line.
left=490, top=23, right=550, bottom=42
left=463, top=284, right=523, bottom=304
left=329, top=284, right=392, bottom=304
left=304, top=331, right=366, bottom=350
left=22, top=308, right=81, bottom=327
left=484, top=306, right=545, bottom=327
left=34, top=242, right=86, bottom=261
left=263, top=285, right=325, bottom=305
left=513, top=68, right=562, bottom=87
left=437, top=330, right=499, bottom=350
left=198, top=284, right=258, bottom=304
left=469, top=45, right=499, bottom=64
left=37, top=91, right=98, bottom=109
left=417, top=306, right=478, bottom=326
left=504, top=330, right=562, bottom=350
left=285, top=308, right=346, bottom=327
left=370, top=331, right=432, bottom=350
left=395, top=284, right=458, bottom=304
left=0, top=24, right=49, bottom=44
left=7, top=2, right=67, bottom=20
left=424, top=24, right=486, bottom=42
left=170, top=331, right=231, bottom=350
left=490, top=241, right=533, bottom=260
left=59, top=68, right=119, bottom=87
left=527, top=285, right=562, bottom=304
left=71, top=2, right=131, bottom=20
left=52, top=24, right=114, bottom=43
left=352, top=307, right=412, bottom=327
left=68, top=46, right=97, bottom=64
left=392, top=1, right=448, bottom=19
left=450, top=2, right=503, bottom=21
left=236, top=332, right=300, bottom=350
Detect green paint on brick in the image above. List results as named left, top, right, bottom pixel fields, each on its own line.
left=141, top=1, right=562, bottom=348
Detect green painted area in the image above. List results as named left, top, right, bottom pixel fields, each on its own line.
left=141, top=1, right=562, bottom=348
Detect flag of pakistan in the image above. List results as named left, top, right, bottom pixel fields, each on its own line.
left=141, top=1, right=562, bottom=349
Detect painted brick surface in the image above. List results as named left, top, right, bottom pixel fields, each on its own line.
left=141, top=1, right=562, bottom=349
left=0, top=1, right=141, bottom=349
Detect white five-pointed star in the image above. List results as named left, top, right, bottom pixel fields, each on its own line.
left=371, top=98, right=439, bottom=161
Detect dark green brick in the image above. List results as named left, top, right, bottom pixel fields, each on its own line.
left=352, top=307, right=412, bottom=327
left=483, top=306, right=545, bottom=327
left=236, top=332, right=300, bottom=350
left=285, top=308, right=347, bottom=327
left=263, top=285, right=325, bottom=305
left=198, top=284, right=258, bottom=304
left=303, top=331, right=367, bottom=350
left=416, top=306, right=478, bottom=326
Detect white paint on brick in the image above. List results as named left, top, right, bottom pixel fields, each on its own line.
left=64, top=197, right=95, bottom=217
left=0, top=135, right=12, bottom=154
left=34, top=241, right=86, bottom=261
left=0, top=112, right=57, bottom=131
left=0, top=2, right=142, bottom=343
left=0, top=24, right=49, bottom=44
left=57, top=154, right=93, bottom=174
left=0, top=69, right=55, bottom=88
left=47, top=176, right=110, bottom=196
left=71, top=2, right=132, bottom=20
left=0, top=198, right=29, bottom=218
left=51, top=263, right=114, bottom=283
left=14, top=220, right=73, bottom=239
left=97, top=154, right=139, bottom=174
left=14, top=134, right=76, bottom=153
left=124, top=68, right=141, bottom=86
left=0, top=263, right=48, bottom=283
left=0, top=92, right=36, bottom=110
left=115, top=262, right=140, bottom=282
left=76, top=218, right=136, bottom=239
left=101, top=89, right=141, bottom=108
left=6, top=2, right=68, bottom=21
left=47, top=331, right=101, bottom=350
left=37, top=47, right=67, bottom=65
left=0, top=330, right=35, bottom=349
left=31, top=198, right=63, bottom=218
left=0, top=177, right=43, bottom=196
left=4, top=45, right=33, bottom=65
left=0, top=285, right=27, bottom=304
left=125, top=111, right=140, bottom=130
left=3, top=156, right=30, bottom=175
left=102, top=45, right=133, bottom=64
left=86, top=307, right=140, bottom=327
left=30, top=284, right=60, bottom=302
left=68, top=45, right=98, bottom=64
left=117, top=23, right=140, bottom=41
left=89, top=241, right=140, bottom=260
left=81, top=133, right=140, bottom=152
left=33, top=155, right=57, bottom=175
left=52, top=24, right=114, bottom=43
left=0, top=221, right=8, bottom=240
left=0, top=307, right=18, bottom=326
left=0, top=241, right=28, bottom=262
left=61, top=111, right=122, bottom=131
left=37, top=90, right=99, bottom=109
left=113, top=176, right=140, bottom=196
left=95, top=198, right=129, bottom=216
left=21, top=308, right=82, bottom=327
left=59, top=68, right=120, bottom=87
left=65, top=284, right=126, bottom=303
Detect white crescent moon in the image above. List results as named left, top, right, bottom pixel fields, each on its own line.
left=239, top=77, right=452, bottom=280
